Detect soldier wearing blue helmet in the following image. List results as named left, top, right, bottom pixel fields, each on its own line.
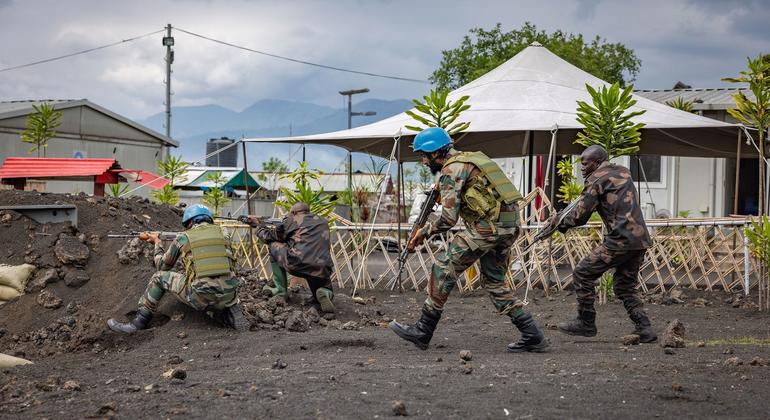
left=107, top=204, right=247, bottom=333
left=390, top=127, right=549, bottom=353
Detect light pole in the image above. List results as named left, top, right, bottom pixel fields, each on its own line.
left=162, top=24, right=174, bottom=160
left=339, top=88, right=376, bottom=195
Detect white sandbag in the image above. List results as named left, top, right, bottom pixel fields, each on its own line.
left=0, top=263, right=36, bottom=292
left=0, top=353, right=33, bottom=368
left=0, top=284, right=21, bottom=301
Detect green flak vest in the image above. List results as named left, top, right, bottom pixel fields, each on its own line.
left=444, top=151, right=523, bottom=226
left=184, top=224, right=232, bottom=280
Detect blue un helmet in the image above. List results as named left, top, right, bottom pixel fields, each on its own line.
left=412, top=127, right=452, bottom=153
left=182, top=204, right=213, bottom=227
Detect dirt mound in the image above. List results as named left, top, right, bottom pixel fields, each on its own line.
left=0, top=189, right=183, bottom=359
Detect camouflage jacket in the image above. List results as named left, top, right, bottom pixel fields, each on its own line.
left=557, top=162, right=651, bottom=250
left=256, top=211, right=333, bottom=270
left=423, top=149, right=519, bottom=239
left=153, top=223, right=239, bottom=295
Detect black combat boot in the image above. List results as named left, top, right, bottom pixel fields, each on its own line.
left=389, top=307, right=441, bottom=350
left=507, top=311, right=550, bottom=353
left=558, top=308, right=597, bottom=337
left=107, top=308, right=153, bottom=334
left=217, top=304, right=250, bottom=331
left=629, top=308, right=657, bottom=343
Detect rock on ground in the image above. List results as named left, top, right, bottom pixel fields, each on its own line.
left=662, top=319, right=686, bottom=348
left=36, top=290, right=63, bottom=309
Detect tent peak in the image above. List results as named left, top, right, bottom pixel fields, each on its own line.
left=529, top=41, right=543, bottom=47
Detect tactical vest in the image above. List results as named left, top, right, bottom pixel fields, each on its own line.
left=183, top=224, right=232, bottom=280
left=444, top=151, right=522, bottom=225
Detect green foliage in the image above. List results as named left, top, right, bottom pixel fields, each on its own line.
left=107, top=183, right=128, bottom=198
left=575, top=83, right=646, bottom=159
left=430, top=22, right=641, bottom=91
left=151, top=184, right=179, bottom=206
left=665, top=97, right=696, bottom=113
left=745, top=216, right=770, bottom=268
left=21, top=103, right=62, bottom=157
left=151, top=155, right=188, bottom=205
left=723, top=53, right=769, bottom=215
left=405, top=89, right=471, bottom=135
left=156, top=155, right=189, bottom=186
left=597, top=273, right=615, bottom=302
left=276, top=161, right=337, bottom=221
left=258, top=157, right=289, bottom=182
left=556, top=157, right=583, bottom=204
left=202, top=171, right=230, bottom=216
left=677, top=210, right=691, bottom=218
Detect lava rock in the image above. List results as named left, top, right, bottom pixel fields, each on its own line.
left=341, top=321, right=358, bottom=330
left=257, top=309, right=274, bottom=324
left=749, top=356, right=768, bottom=367
left=54, top=236, right=90, bottom=265
left=392, top=400, right=408, bottom=416
left=272, top=359, right=288, bottom=369
left=459, top=350, right=473, bottom=361
left=286, top=311, right=309, bottom=332
left=62, top=380, right=81, bottom=391
left=664, top=348, right=676, bottom=355
left=662, top=319, right=686, bottom=348
left=36, top=290, right=63, bottom=309
left=63, top=268, right=90, bottom=288
left=622, top=334, right=641, bottom=346
left=724, top=357, right=743, bottom=366
left=26, top=268, right=60, bottom=292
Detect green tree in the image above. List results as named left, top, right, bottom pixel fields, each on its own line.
left=276, top=161, right=337, bottom=221
left=258, top=156, right=290, bottom=182
left=575, top=83, right=646, bottom=159
left=107, top=183, right=128, bottom=198
left=723, top=53, right=769, bottom=216
left=556, top=157, right=583, bottom=204
left=405, top=89, right=471, bottom=135
left=745, top=215, right=770, bottom=309
left=665, top=97, right=696, bottom=113
left=21, top=102, right=62, bottom=157
left=431, top=23, right=641, bottom=91
left=202, top=171, right=230, bottom=216
left=151, top=155, right=188, bottom=205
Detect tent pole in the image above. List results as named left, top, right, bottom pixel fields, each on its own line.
left=526, top=131, right=533, bottom=220
left=734, top=130, right=742, bottom=214
left=396, top=139, right=403, bottom=292
left=242, top=140, right=253, bottom=215
left=635, top=155, right=641, bottom=206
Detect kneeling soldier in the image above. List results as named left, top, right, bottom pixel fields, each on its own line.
left=243, top=202, right=335, bottom=314
left=107, top=204, right=247, bottom=333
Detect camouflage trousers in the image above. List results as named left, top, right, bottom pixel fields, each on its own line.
left=268, top=246, right=334, bottom=301
left=425, top=229, right=523, bottom=316
left=268, top=242, right=333, bottom=280
left=139, top=270, right=238, bottom=313
left=573, top=245, right=646, bottom=313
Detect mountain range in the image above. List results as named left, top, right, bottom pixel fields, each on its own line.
left=138, top=98, right=413, bottom=164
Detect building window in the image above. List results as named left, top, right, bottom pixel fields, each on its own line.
left=630, top=156, right=662, bottom=183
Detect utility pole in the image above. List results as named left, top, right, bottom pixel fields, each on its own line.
left=162, top=24, right=174, bottom=158
left=339, top=88, right=376, bottom=194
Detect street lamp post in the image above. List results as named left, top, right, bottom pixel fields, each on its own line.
left=339, top=88, right=376, bottom=196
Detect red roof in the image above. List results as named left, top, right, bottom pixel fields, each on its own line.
left=0, top=158, right=169, bottom=190
left=0, top=158, right=118, bottom=178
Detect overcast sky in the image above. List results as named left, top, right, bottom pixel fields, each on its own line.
left=0, top=0, right=768, bottom=121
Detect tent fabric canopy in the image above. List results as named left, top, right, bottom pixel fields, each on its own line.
left=244, top=42, right=746, bottom=161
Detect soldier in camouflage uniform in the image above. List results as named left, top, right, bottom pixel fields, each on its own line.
left=549, top=145, right=657, bottom=342
left=243, top=202, right=335, bottom=314
left=389, top=127, right=549, bottom=353
left=107, top=204, right=247, bottom=334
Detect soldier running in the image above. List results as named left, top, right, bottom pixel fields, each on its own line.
left=242, top=202, right=336, bottom=314
left=107, top=204, right=247, bottom=333
left=548, top=145, right=657, bottom=342
left=389, top=127, right=549, bottom=353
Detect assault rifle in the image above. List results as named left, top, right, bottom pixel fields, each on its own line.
left=235, top=215, right=283, bottom=227
left=107, top=231, right=180, bottom=241
left=523, top=198, right=581, bottom=252
left=395, top=183, right=441, bottom=284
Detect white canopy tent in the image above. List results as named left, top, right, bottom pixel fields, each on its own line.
left=243, top=42, right=746, bottom=161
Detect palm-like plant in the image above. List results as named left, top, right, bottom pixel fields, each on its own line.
left=665, top=97, right=696, bottom=113
left=723, top=54, right=770, bottom=216
left=276, top=161, right=337, bottom=221
left=202, top=171, right=230, bottom=215
left=556, top=157, right=583, bottom=204
left=21, top=103, right=62, bottom=157
left=575, top=83, right=646, bottom=159
left=405, top=89, right=471, bottom=135
left=107, top=183, right=128, bottom=198
left=152, top=184, right=179, bottom=206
